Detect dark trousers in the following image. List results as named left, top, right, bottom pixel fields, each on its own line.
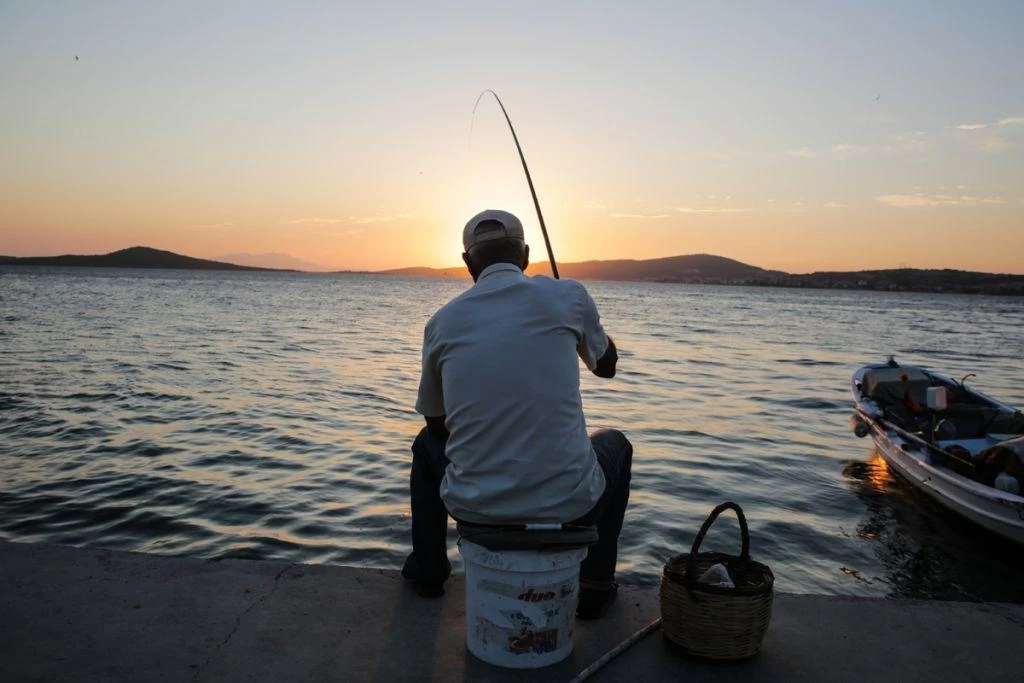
left=407, top=427, right=633, bottom=586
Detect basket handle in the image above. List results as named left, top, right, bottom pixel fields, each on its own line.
left=685, top=502, right=750, bottom=578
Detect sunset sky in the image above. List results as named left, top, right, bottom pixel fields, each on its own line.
left=2, top=2, right=1022, bottom=273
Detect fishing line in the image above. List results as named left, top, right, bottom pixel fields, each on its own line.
left=471, top=90, right=560, bottom=279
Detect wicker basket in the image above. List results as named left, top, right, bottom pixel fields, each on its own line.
left=660, top=502, right=774, bottom=661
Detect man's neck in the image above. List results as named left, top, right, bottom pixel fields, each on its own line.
left=474, top=262, right=523, bottom=282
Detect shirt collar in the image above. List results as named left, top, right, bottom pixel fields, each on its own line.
left=477, top=262, right=524, bottom=281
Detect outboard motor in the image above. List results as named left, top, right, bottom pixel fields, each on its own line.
left=850, top=415, right=871, bottom=438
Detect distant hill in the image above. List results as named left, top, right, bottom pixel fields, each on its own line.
left=788, top=268, right=1024, bottom=295
left=381, top=253, right=781, bottom=282
left=3, top=247, right=1021, bottom=295
left=214, top=252, right=328, bottom=271
left=0, top=247, right=285, bottom=271
left=535, top=254, right=783, bottom=281
left=378, top=254, right=1024, bottom=295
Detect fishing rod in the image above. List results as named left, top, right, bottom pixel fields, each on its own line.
left=472, top=90, right=560, bottom=279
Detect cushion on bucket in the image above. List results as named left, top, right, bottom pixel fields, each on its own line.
left=456, top=522, right=598, bottom=551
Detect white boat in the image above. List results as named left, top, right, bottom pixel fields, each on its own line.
left=850, top=359, right=1024, bottom=545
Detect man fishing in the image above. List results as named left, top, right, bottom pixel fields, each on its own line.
left=402, top=209, right=632, bottom=619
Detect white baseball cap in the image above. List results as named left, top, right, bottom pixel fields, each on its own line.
left=462, top=209, right=525, bottom=252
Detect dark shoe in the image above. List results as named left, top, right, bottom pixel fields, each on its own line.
left=576, top=584, right=618, bottom=620
left=402, top=553, right=452, bottom=598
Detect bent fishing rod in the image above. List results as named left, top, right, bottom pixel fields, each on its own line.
left=472, top=90, right=560, bottom=279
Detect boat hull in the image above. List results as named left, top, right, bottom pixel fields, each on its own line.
left=852, top=362, right=1024, bottom=546
left=869, top=424, right=1024, bottom=545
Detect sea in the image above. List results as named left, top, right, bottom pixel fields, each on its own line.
left=2, top=266, right=1023, bottom=601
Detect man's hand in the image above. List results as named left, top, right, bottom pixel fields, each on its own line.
left=593, top=337, right=618, bottom=378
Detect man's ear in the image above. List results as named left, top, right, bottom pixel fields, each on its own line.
left=462, top=252, right=480, bottom=282
left=522, top=244, right=530, bottom=272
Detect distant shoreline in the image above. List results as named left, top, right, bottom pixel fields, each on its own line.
left=363, top=272, right=1024, bottom=296
left=3, top=246, right=1022, bottom=296
left=5, top=263, right=1023, bottom=297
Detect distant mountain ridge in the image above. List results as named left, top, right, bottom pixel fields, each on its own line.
left=0, top=247, right=284, bottom=271
left=213, top=252, right=328, bottom=271
left=381, top=254, right=1024, bottom=295
left=787, top=267, right=1024, bottom=295
left=382, top=253, right=786, bottom=281
left=2, top=246, right=1021, bottom=294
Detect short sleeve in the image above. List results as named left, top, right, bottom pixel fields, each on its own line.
left=415, top=322, right=445, bottom=417
left=574, top=282, right=609, bottom=372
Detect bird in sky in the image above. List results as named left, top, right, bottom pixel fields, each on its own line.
left=75, top=55, right=79, bottom=61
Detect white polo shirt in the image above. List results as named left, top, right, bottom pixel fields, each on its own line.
left=416, top=263, right=609, bottom=524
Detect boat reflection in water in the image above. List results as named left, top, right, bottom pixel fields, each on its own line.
left=842, top=451, right=1024, bottom=602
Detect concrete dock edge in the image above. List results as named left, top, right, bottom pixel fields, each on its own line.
left=2, top=540, right=1022, bottom=682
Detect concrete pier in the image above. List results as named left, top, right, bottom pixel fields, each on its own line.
left=2, top=539, right=1022, bottom=682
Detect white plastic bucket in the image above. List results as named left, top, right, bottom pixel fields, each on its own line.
left=458, top=539, right=588, bottom=668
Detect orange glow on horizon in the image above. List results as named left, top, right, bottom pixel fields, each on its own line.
left=4, top=199, right=1024, bottom=275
